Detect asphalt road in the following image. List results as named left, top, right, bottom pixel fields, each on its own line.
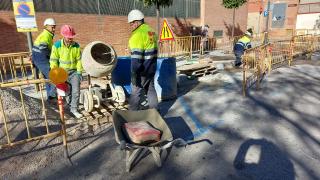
left=1, top=62, right=320, bottom=180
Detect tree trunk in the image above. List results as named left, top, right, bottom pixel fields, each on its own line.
left=232, top=8, right=235, bottom=38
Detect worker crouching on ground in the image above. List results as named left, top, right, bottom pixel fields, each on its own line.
left=127, top=9, right=158, bottom=111
left=50, top=25, right=83, bottom=118
left=233, top=28, right=253, bottom=67
left=32, top=18, right=57, bottom=101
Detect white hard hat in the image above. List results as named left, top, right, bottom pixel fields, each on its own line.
left=128, top=9, right=144, bottom=23
left=245, top=31, right=252, bottom=37
left=43, top=18, right=56, bottom=26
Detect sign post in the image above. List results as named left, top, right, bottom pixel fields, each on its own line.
left=12, top=0, right=38, bottom=52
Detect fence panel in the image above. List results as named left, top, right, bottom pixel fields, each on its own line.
left=0, top=79, right=68, bottom=157
left=0, top=52, right=35, bottom=84
left=269, top=40, right=293, bottom=68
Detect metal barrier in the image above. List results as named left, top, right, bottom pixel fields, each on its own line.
left=292, top=35, right=314, bottom=57
left=243, top=34, right=320, bottom=96
left=0, top=79, right=68, bottom=157
left=269, top=40, right=293, bottom=68
left=158, top=36, right=216, bottom=58
left=0, top=52, right=35, bottom=84
left=242, top=44, right=270, bottom=96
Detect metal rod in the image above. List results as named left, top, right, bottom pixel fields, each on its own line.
left=26, top=32, right=33, bottom=53
left=264, top=0, right=270, bottom=44
left=0, top=94, right=11, bottom=144
left=19, top=86, right=31, bottom=138
left=0, top=79, right=49, bottom=88
left=58, top=95, right=69, bottom=158
left=0, top=131, right=61, bottom=149
left=39, top=83, right=50, bottom=134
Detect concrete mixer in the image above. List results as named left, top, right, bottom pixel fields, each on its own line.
left=80, top=41, right=125, bottom=112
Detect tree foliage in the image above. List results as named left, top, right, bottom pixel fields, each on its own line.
left=140, top=0, right=173, bottom=8
left=222, top=0, right=247, bottom=9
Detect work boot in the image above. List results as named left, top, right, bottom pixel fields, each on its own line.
left=70, top=109, right=83, bottom=119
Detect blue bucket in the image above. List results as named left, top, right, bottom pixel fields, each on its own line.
left=111, top=57, right=177, bottom=101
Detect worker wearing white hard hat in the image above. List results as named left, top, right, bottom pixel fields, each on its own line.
left=127, top=9, right=159, bottom=111
left=32, top=18, right=57, bottom=101
left=233, top=28, right=253, bottom=67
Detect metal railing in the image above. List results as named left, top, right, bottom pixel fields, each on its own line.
left=0, top=79, right=68, bottom=158
left=242, top=34, right=320, bottom=96
left=0, top=52, right=35, bottom=84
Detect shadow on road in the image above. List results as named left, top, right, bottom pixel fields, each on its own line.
left=234, top=138, right=295, bottom=180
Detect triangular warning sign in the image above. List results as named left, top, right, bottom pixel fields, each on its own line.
left=160, top=19, right=175, bottom=41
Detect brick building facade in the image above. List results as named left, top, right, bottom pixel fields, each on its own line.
left=200, top=0, right=248, bottom=39
left=0, top=0, right=249, bottom=54
left=247, top=0, right=299, bottom=38
left=0, top=10, right=201, bottom=55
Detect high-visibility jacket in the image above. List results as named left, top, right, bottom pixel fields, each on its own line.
left=50, top=39, right=83, bottom=73
left=234, top=36, right=252, bottom=52
left=32, top=29, right=54, bottom=57
left=129, top=23, right=158, bottom=78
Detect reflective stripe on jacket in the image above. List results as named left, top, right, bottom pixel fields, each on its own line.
left=32, top=29, right=54, bottom=56
left=234, top=36, right=252, bottom=52
left=49, top=39, right=83, bottom=73
left=129, top=23, right=158, bottom=77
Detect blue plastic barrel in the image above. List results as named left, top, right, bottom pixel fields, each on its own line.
left=111, top=57, right=177, bottom=101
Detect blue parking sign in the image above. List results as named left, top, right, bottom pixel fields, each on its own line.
left=264, top=10, right=269, bottom=17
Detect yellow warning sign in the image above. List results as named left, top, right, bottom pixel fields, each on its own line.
left=160, top=19, right=174, bottom=41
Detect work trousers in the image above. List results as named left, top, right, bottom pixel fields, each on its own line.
left=32, top=50, right=56, bottom=98
left=234, top=50, right=244, bottom=67
left=66, top=71, right=81, bottom=111
left=129, top=76, right=158, bottom=111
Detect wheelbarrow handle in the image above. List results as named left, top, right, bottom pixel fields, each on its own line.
left=161, top=138, right=188, bottom=150
left=119, top=140, right=146, bottom=150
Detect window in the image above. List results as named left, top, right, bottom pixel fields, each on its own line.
left=272, top=3, right=287, bottom=28
left=213, top=30, right=223, bottom=38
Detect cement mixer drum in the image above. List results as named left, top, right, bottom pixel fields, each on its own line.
left=82, top=41, right=117, bottom=77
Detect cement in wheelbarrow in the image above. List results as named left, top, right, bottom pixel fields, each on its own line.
left=112, top=109, right=186, bottom=172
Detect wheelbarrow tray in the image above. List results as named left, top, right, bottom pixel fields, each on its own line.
left=112, top=108, right=173, bottom=147
left=113, top=109, right=187, bottom=172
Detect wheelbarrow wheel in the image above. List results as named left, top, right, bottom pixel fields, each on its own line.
left=83, top=90, right=94, bottom=112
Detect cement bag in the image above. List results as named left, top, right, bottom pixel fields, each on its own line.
left=123, top=121, right=161, bottom=144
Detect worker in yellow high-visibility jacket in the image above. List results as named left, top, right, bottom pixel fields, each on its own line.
left=127, top=9, right=158, bottom=111
left=233, top=28, right=253, bottom=67
left=50, top=25, right=83, bottom=118
left=32, top=18, right=56, bottom=100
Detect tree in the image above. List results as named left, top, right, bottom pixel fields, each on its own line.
left=139, top=0, right=173, bottom=35
left=222, top=0, right=247, bottom=38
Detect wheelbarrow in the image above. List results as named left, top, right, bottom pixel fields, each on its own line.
left=112, top=109, right=187, bottom=172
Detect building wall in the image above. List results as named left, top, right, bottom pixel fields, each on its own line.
left=247, top=0, right=299, bottom=37
left=0, top=11, right=199, bottom=55
left=296, top=13, right=320, bottom=29
left=200, top=0, right=248, bottom=39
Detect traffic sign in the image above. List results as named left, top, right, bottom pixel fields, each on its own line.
left=159, top=19, right=175, bottom=41
left=263, top=10, right=269, bottom=17
left=13, top=0, right=37, bottom=32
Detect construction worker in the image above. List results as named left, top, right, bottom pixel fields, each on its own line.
left=50, top=25, right=83, bottom=118
left=233, top=28, right=253, bottom=67
left=32, top=18, right=56, bottom=100
left=127, top=9, right=158, bottom=111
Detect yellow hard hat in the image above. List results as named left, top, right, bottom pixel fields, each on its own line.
left=49, top=67, right=68, bottom=85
